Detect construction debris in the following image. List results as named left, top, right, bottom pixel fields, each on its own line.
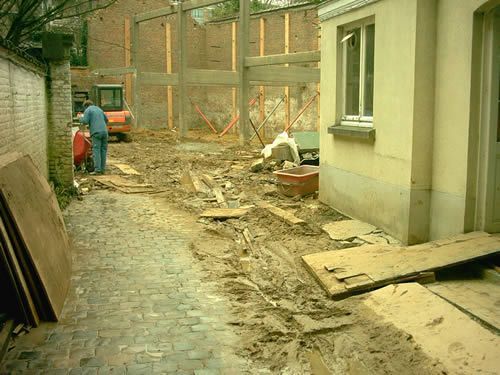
left=112, top=163, right=140, bottom=175
left=322, top=219, right=377, bottom=241
left=93, top=175, right=158, bottom=194
left=250, top=158, right=264, bottom=173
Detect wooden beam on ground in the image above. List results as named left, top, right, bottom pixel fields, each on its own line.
left=182, top=0, right=227, bottom=11
left=124, top=17, right=132, bottom=105
left=91, top=67, right=136, bottom=76
left=259, top=17, right=266, bottom=138
left=131, top=17, right=142, bottom=127
left=141, top=72, right=179, bottom=86
left=284, top=13, right=290, bottom=130
left=166, top=23, right=174, bottom=130
left=200, top=208, right=250, bottom=219
left=238, top=0, right=250, bottom=143
left=258, top=202, right=306, bottom=225
left=232, top=21, right=237, bottom=120
left=178, top=4, right=188, bottom=137
left=248, top=66, right=320, bottom=83
left=135, top=5, right=177, bottom=23
left=186, top=69, right=239, bottom=86
left=245, top=50, right=321, bottom=67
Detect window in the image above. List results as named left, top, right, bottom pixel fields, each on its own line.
left=99, top=88, right=123, bottom=111
left=341, top=21, right=375, bottom=126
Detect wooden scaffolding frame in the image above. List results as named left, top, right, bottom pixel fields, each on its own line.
left=95, top=0, right=321, bottom=143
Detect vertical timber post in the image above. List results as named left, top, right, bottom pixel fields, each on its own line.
left=131, top=17, right=141, bottom=127
left=124, top=17, right=132, bottom=105
left=259, top=17, right=266, bottom=138
left=232, top=22, right=237, bottom=121
left=178, top=3, right=188, bottom=137
left=238, top=0, right=250, bottom=144
left=166, top=23, right=174, bottom=130
left=284, top=13, right=290, bottom=130
left=317, top=27, right=321, bottom=131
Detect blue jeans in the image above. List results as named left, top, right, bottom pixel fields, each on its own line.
left=91, top=131, right=108, bottom=173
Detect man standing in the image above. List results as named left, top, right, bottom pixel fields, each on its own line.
left=80, top=100, right=109, bottom=174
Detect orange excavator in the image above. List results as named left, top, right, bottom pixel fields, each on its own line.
left=89, top=84, right=133, bottom=141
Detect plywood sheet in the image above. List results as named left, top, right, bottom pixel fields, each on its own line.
left=112, top=163, right=140, bottom=175
left=427, top=280, right=500, bottom=331
left=363, top=283, right=500, bottom=374
left=303, top=232, right=499, bottom=300
left=0, top=215, right=39, bottom=326
left=0, top=154, right=71, bottom=320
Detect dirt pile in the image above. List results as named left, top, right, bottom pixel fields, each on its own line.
left=79, top=129, right=447, bottom=374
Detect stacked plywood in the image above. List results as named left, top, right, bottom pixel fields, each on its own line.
left=0, top=153, right=71, bottom=326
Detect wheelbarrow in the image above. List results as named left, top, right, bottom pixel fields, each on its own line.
left=72, top=126, right=94, bottom=172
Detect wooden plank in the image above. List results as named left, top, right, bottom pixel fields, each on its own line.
left=186, top=69, right=238, bottom=86
left=141, top=72, right=179, bottom=86
left=363, top=283, right=500, bottom=374
left=92, top=175, right=155, bottom=194
left=135, top=5, right=177, bottom=23
left=112, top=163, right=140, bottom=175
left=248, top=66, right=320, bottom=83
left=183, top=0, right=227, bottom=11
left=303, top=232, right=500, bottom=300
left=259, top=17, right=266, bottom=138
left=213, top=188, right=228, bottom=208
left=0, top=154, right=71, bottom=320
left=178, top=4, right=188, bottom=137
left=166, top=23, right=174, bottom=130
left=200, top=208, right=249, bottom=219
left=232, top=21, right=237, bottom=120
left=0, top=216, right=38, bottom=326
left=124, top=17, right=132, bottom=105
left=131, top=17, right=142, bottom=127
left=284, top=13, right=290, bottom=130
left=92, top=67, right=136, bottom=76
left=257, top=202, right=305, bottom=225
left=0, top=320, right=15, bottom=363
left=427, top=280, right=500, bottom=331
left=238, top=0, right=250, bottom=143
left=245, top=50, right=321, bottom=67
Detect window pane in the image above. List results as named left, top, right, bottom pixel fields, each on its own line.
left=345, top=28, right=361, bottom=116
left=363, top=24, right=375, bottom=117
left=100, top=89, right=122, bottom=111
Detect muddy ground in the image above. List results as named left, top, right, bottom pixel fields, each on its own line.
left=78, top=129, right=447, bottom=374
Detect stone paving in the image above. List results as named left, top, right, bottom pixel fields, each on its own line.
left=1, top=190, right=250, bottom=374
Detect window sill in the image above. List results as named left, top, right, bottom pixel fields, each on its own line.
left=328, top=124, right=376, bottom=141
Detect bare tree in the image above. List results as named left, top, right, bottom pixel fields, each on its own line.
left=0, top=0, right=118, bottom=45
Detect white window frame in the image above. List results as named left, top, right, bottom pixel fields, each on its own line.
left=340, top=18, right=375, bottom=127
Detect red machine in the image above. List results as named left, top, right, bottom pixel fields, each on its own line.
left=72, top=128, right=93, bottom=171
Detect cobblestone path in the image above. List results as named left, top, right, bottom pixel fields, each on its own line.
left=1, top=191, right=250, bottom=374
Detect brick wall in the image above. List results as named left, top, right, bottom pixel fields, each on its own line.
left=0, top=46, right=48, bottom=176
left=47, top=60, right=74, bottom=187
left=72, top=2, right=320, bottom=135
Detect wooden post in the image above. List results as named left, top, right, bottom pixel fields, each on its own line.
left=232, top=22, right=237, bottom=120
left=124, top=17, right=132, bottom=105
left=259, top=17, right=266, bottom=138
left=284, top=13, right=290, bottom=130
left=166, top=23, right=174, bottom=129
left=317, top=27, right=321, bottom=131
left=131, top=17, right=141, bottom=127
left=177, top=3, right=188, bottom=137
left=238, top=0, right=250, bottom=143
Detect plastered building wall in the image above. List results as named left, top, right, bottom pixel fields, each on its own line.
left=320, top=0, right=497, bottom=244
left=0, top=47, right=48, bottom=177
